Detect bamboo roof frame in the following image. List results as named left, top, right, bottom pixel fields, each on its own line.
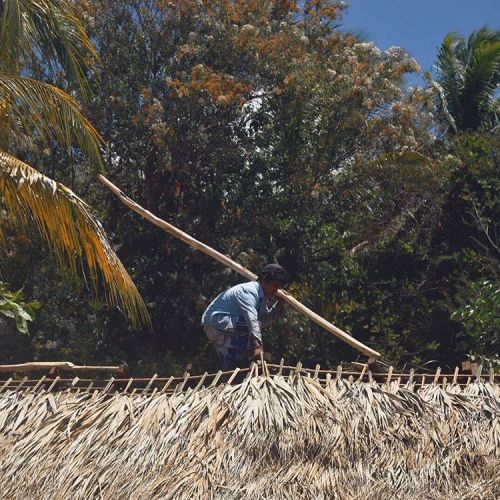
left=0, top=361, right=498, bottom=395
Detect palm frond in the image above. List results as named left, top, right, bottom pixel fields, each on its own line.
left=434, top=27, right=500, bottom=132
left=0, top=150, right=150, bottom=327
left=0, top=0, right=98, bottom=97
left=435, top=33, right=464, bottom=125
left=463, top=39, right=500, bottom=128
left=0, top=74, right=104, bottom=170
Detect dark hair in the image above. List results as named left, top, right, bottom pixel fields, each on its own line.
left=258, top=263, right=288, bottom=286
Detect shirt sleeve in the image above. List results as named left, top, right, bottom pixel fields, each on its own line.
left=234, top=287, right=262, bottom=345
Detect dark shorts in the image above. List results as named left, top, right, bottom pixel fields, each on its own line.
left=204, top=316, right=251, bottom=370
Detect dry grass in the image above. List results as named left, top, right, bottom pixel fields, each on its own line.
left=0, top=369, right=498, bottom=499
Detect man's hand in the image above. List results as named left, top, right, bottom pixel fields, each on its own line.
left=251, top=346, right=264, bottom=360
left=251, top=346, right=271, bottom=362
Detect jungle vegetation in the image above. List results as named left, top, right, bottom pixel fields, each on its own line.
left=0, top=0, right=498, bottom=374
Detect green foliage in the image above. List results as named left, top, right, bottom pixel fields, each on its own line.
left=447, top=133, right=500, bottom=277
left=0, top=282, right=40, bottom=334
left=453, top=280, right=500, bottom=368
left=2, top=2, right=498, bottom=374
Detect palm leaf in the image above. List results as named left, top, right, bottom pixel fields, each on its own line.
left=0, top=74, right=104, bottom=170
left=434, top=27, right=500, bottom=132
left=0, top=0, right=98, bottom=97
left=0, top=150, right=150, bottom=327
left=462, top=39, right=500, bottom=128
left=435, top=33, right=464, bottom=126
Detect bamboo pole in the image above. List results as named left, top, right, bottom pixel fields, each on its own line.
left=98, top=174, right=380, bottom=359
left=0, top=361, right=126, bottom=373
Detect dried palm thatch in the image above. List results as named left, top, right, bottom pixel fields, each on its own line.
left=0, top=365, right=498, bottom=499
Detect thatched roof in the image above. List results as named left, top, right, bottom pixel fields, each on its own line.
left=0, top=363, right=499, bottom=499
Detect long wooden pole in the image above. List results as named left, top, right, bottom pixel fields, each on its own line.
left=99, top=174, right=380, bottom=359
left=0, top=362, right=126, bottom=373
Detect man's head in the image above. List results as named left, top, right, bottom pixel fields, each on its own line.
left=258, top=263, right=288, bottom=297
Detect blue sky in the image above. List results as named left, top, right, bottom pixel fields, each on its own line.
left=342, top=0, right=500, bottom=86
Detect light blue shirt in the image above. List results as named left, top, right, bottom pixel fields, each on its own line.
left=201, top=281, right=283, bottom=344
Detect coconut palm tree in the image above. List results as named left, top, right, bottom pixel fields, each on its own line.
left=432, top=26, right=500, bottom=133
left=0, top=0, right=149, bottom=326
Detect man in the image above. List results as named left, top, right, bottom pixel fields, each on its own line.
left=202, top=263, right=287, bottom=370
